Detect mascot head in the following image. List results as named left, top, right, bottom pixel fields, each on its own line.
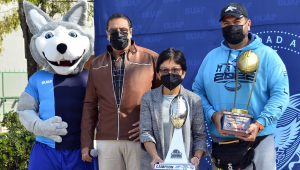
left=23, top=1, right=93, bottom=75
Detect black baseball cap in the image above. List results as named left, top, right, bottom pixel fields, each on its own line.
left=219, top=3, right=248, bottom=22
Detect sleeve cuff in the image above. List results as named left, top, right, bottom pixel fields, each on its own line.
left=206, top=109, right=216, bottom=122
left=140, top=136, right=156, bottom=151
left=193, top=147, right=209, bottom=158
left=256, top=118, right=266, bottom=128
left=140, top=135, right=156, bottom=144
left=81, top=143, right=94, bottom=150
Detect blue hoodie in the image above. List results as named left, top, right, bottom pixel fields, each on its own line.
left=192, top=33, right=289, bottom=138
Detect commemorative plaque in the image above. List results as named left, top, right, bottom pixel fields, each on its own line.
left=154, top=95, right=196, bottom=170
left=220, top=50, right=259, bottom=136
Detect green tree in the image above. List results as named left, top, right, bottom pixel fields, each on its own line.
left=0, top=0, right=94, bottom=79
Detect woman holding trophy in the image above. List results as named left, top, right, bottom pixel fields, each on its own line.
left=140, top=48, right=208, bottom=170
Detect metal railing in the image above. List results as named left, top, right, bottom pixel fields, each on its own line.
left=0, top=72, right=27, bottom=114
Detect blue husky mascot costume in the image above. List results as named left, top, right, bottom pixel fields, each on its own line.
left=17, top=1, right=97, bottom=169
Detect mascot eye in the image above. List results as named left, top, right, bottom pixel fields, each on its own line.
left=45, top=32, right=54, bottom=39
left=69, top=32, right=78, bottom=38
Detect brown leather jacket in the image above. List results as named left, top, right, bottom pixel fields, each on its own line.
left=81, top=40, right=161, bottom=149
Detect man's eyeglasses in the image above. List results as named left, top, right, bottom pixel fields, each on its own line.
left=160, top=68, right=182, bottom=75
left=108, top=28, right=129, bottom=34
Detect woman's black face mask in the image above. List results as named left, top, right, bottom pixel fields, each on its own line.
left=160, top=73, right=183, bottom=91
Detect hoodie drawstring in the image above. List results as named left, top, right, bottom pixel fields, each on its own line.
left=224, top=50, right=231, bottom=74
left=224, top=50, right=242, bottom=74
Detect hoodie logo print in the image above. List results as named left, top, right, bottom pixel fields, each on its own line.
left=283, top=70, right=287, bottom=76
left=278, top=105, right=283, bottom=111
left=214, top=62, right=255, bottom=91
left=284, top=88, right=289, bottom=95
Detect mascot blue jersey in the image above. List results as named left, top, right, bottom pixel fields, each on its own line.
left=25, top=69, right=88, bottom=150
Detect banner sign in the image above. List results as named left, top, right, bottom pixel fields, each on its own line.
left=94, top=1, right=300, bottom=169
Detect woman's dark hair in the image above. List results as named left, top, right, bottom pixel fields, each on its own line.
left=106, top=13, right=132, bottom=30
left=156, top=47, right=187, bottom=73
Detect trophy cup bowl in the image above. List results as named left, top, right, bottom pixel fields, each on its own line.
left=154, top=95, right=196, bottom=170
left=220, top=50, right=259, bottom=136
left=238, top=50, right=260, bottom=74
left=170, top=96, right=188, bottom=129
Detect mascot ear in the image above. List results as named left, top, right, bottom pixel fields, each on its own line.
left=23, top=1, right=52, bottom=35
left=62, top=1, right=87, bottom=28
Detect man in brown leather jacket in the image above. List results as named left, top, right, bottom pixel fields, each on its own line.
left=81, top=13, right=161, bottom=170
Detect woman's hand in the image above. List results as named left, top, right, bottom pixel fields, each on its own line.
left=192, top=150, right=203, bottom=169
left=81, top=147, right=92, bottom=162
left=128, top=121, right=140, bottom=142
left=144, top=142, right=163, bottom=169
left=150, top=156, right=164, bottom=169
left=191, top=156, right=200, bottom=167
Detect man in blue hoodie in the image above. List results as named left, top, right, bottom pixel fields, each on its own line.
left=193, top=3, right=289, bottom=170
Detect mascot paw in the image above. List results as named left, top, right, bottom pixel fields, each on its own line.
left=37, top=116, right=68, bottom=140
left=47, top=135, right=63, bottom=143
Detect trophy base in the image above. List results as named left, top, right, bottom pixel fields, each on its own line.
left=154, top=163, right=196, bottom=170
left=219, top=129, right=250, bottom=137
left=220, top=111, right=253, bottom=136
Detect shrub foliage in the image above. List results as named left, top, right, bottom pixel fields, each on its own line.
left=0, top=110, right=35, bottom=169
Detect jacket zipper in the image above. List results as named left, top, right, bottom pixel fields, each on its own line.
left=108, top=53, right=126, bottom=140
left=128, top=62, right=151, bottom=66
left=92, top=64, right=108, bottom=69
left=118, top=53, right=126, bottom=140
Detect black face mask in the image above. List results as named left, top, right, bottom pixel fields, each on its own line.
left=110, top=32, right=129, bottom=50
left=222, top=24, right=247, bottom=45
left=161, top=73, right=183, bottom=91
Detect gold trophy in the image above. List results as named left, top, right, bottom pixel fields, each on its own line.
left=154, top=95, right=196, bottom=170
left=220, top=50, right=259, bottom=136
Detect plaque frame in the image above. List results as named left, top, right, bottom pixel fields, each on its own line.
left=220, top=111, right=253, bottom=136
